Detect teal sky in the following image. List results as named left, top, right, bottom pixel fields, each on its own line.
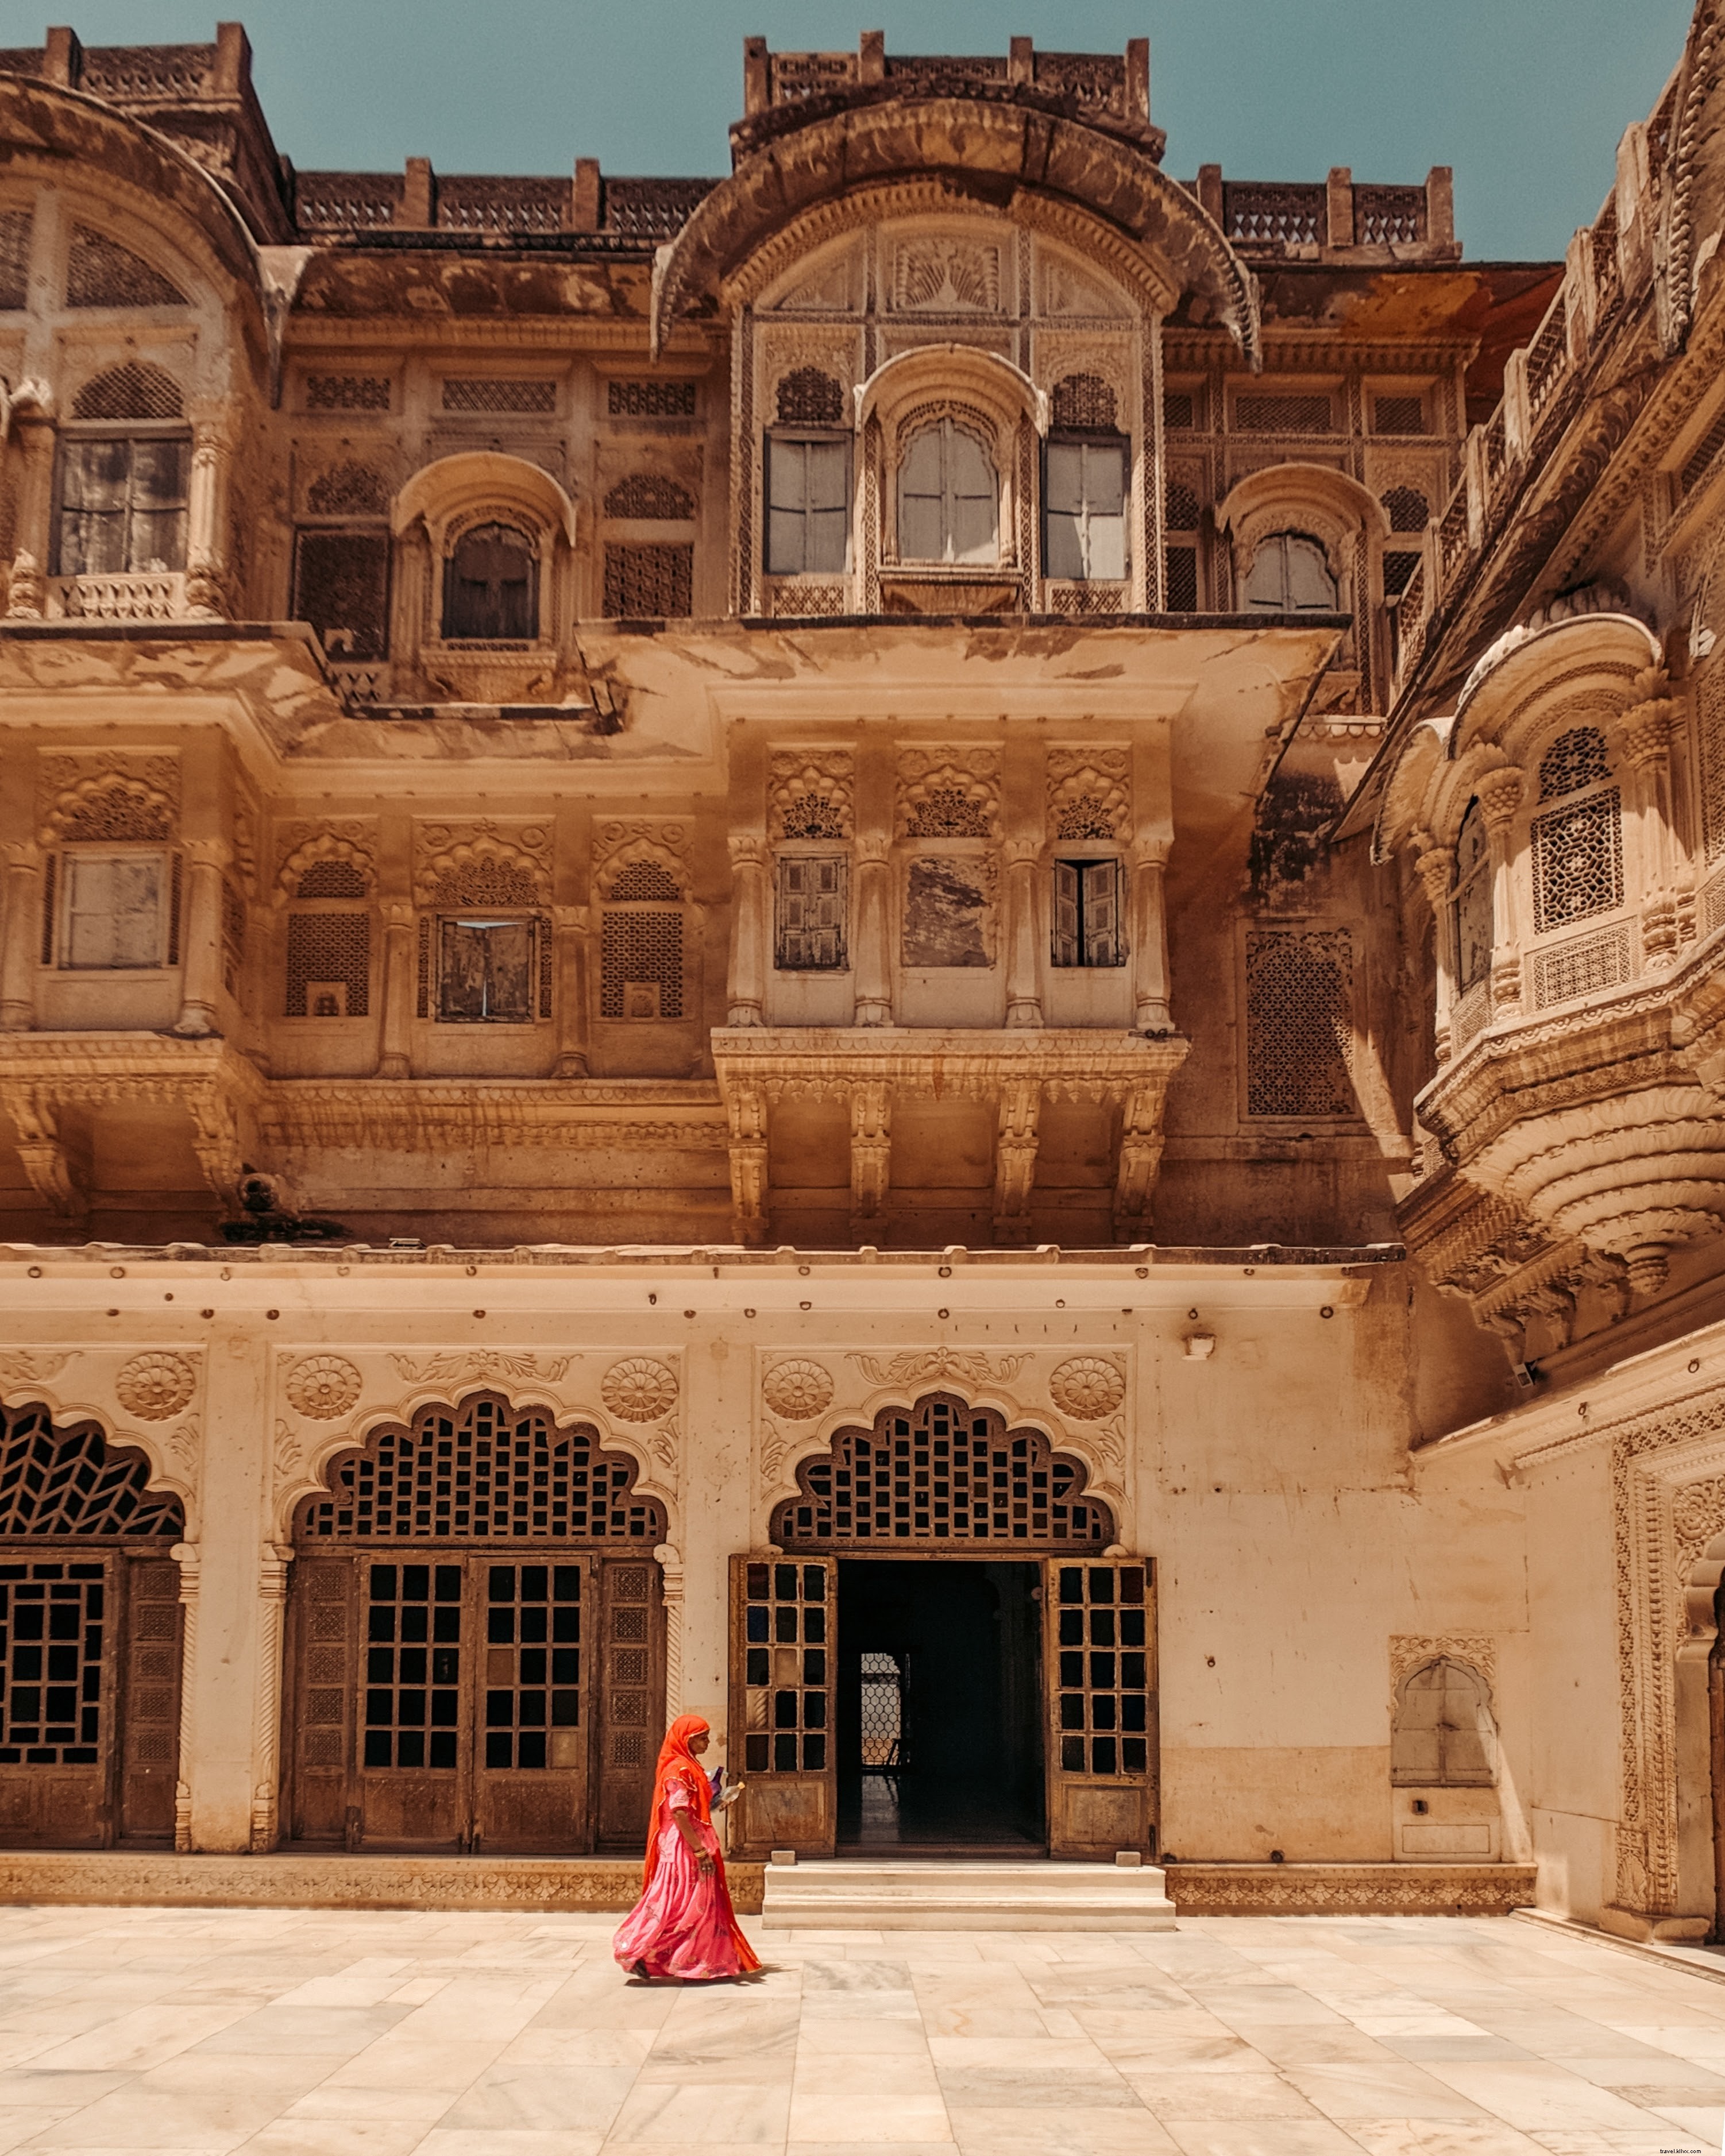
left=5, top=0, right=1696, bottom=261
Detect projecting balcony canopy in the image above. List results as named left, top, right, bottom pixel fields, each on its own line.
left=648, top=96, right=1258, bottom=362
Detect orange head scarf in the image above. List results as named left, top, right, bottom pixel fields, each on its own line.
left=642, top=1713, right=713, bottom=1888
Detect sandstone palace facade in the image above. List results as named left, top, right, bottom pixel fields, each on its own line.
left=1, top=13, right=1723, bottom=1932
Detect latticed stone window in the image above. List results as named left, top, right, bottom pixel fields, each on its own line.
left=1538, top=726, right=1611, bottom=801
left=0, top=209, right=32, bottom=311
left=1381, top=485, right=1429, bottom=533
left=1452, top=799, right=1492, bottom=993
left=1235, top=393, right=1332, bottom=434
left=1532, top=790, right=1623, bottom=932
left=305, top=374, right=391, bottom=412
left=601, top=872, right=685, bottom=1019
left=1373, top=395, right=1428, bottom=435
left=440, top=378, right=556, bottom=414
left=285, top=914, right=370, bottom=1018
left=603, top=543, right=693, bottom=617
left=904, top=787, right=990, bottom=840
left=294, top=533, right=390, bottom=661
left=604, top=474, right=695, bottom=520
left=776, top=368, right=845, bottom=427
left=307, top=462, right=389, bottom=517
left=1163, top=387, right=1200, bottom=430
left=65, top=226, right=186, bottom=308
left=1700, top=668, right=1725, bottom=861
left=1244, top=928, right=1354, bottom=1118
left=608, top=379, right=697, bottom=418
left=1050, top=373, right=1117, bottom=432
left=72, top=364, right=183, bottom=423
left=775, top=855, right=848, bottom=970
left=296, top=860, right=368, bottom=900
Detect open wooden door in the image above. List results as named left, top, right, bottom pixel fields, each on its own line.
left=1043, top=1555, right=1157, bottom=1859
left=728, top=1555, right=835, bottom=1860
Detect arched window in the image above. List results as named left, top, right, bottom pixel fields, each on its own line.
left=55, top=364, right=189, bottom=578
left=898, top=419, right=998, bottom=565
left=442, top=522, right=537, bottom=640
left=1391, top=1657, right=1496, bottom=1786
left=1452, top=799, right=1493, bottom=994
left=1244, top=531, right=1337, bottom=613
left=1531, top=727, right=1622, bottom=932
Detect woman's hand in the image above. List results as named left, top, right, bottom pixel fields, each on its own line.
left=697, top=1851, right=715, bottom=1876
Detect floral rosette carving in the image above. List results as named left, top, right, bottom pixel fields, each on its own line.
left=115, top=1351, right=196, bottom=1423
left=1049, top=1355, right=1126, bottom=1421
left=602, top=1357, right=678, bottom=1423
left=762, top=1358, right=834, bottom=1421
left=285, top=1354, right=363, bottom=1422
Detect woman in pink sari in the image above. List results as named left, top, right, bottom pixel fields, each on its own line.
left=613, top=1714, right=761, bottom=1982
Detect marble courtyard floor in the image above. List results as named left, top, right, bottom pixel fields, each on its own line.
left=0, top=1906, right=1717, bottom=2154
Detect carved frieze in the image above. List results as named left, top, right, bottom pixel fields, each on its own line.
left=1047, top=749, right=1131, bottom=843
left=769, top=753, right=853, bottom=842
left=390, top=1351, right=572, bottom=1385
left=37, top=754, right=179, bottom=845
left=276, top=820, right=377, bottom=899
left=898, top=748, right=1000, bottom=839
left=892, top=237, right=1003, bottom=313
left=762, top=1358, right=835, bottom=1421
left=1049, top=1355, right=1126, bottom=1420
left=1388, top=1633, right=1498, bottom=1693
left=115, top=1351, right=198, bottom=1423
left=601, top=1358, right=679, bottom=1423
left=848, top=1349, right=1029, bottom=1390
left=593, top=818, right=690, bottom=899
left=0, top=1351, right=76, bottom=1390
left=414, top=821, right=550, bottom=909
left=284, top=1355, right=363, bottom=1421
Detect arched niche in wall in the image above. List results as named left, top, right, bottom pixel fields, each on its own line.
left=392, top=453, right=578, bottom=666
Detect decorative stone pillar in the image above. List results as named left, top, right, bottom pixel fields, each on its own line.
left=171, top=838, right=230, bottom=1037
left=849, top=1080, right=892, bottom=1242
left=184, top=410, right=236, bottom=621
left=553, top=903, right=589, bottom=1076
left=6, top=406, right=57, bottom=615
left=993, top=1078, right=1041, bottom=1243
left=726, top=1079, right=769, bottom=1246
left=171, top=1539, right=201, bottom=1853
left=726, top=837, right=767, bottom=1027
left=1413, top=833, right=1457, bottom=1064
left=250, top=1542, right=292, bottom=1851
left=0, top=841, right=42, bottom=1029
left=1621, top=671, right=1678, bottom=964
left=377, top=900, right=414, bottom=1078
left=1129, top=838, right=1173, bottom=1033
left=852, top=837, right=892, bottom=1027
left=655, top=1541, right=685, bottom=1720
left=1003, top=841, right=1043, bottom=1028
left=1475, top=766, right=1525, bottom=1017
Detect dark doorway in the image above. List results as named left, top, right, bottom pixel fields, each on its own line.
left=837, top=1559, right=1043, bottom=1852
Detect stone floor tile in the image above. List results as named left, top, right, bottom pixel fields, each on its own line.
left=1236, top=2025, right=1403, bottom=2068
left=1159, top=2123, right=1366, bottom=2156
left=603, top=2078, right=793, bottom=2142
left=500, top=2026, right=658, bottom=2066
left=1128, top=2070, right=1322, bottom=2120
left=23, top=1996, right=263, bottom=2071
left=1079, top=2022, right=1260, bottom=2071
left=192, top=2003, right=415, bottom=2054
left=784, top=2089, right=952, bottom=2142
left=1421, top=2060, right=1681, bottom=2131
left=946, top=2107, right=1181, bottom=2154
left=236, top=2124, right=433, bottom=2154
left=1381, top=2031, right=1535, bottom=2061
left=1282, top=2058, right=1495, bottom=2120
left=0, top=2109, right=80, bottom=2155
left=929, top=2062, right=1141, bottom=2110
left=412, top=2135, right=603, bottom=2156
left=795, top=2013, right=937, bottom=2055
left=1341, top=2124, right=1552, bottom=2155
left=319, top=2037, right=509, bottom=2094
left=435, top=2062, right=647, bottom=2132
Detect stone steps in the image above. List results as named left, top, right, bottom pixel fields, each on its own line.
left=762, top=1857, right=1177, bottom=1931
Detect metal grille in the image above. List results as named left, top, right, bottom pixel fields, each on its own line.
left=1531, top=922, right=1633, bottom=1008
left=859, top=1649, right=904, bottom=1769
left=307, top=462, right=389, bottom=517
left=0, top=1404, right=181, bottom=1537
left=1374, top=397, right=1427, bottom=436
left=0, top=208, right=30, bottom=309
left=1244, top=928, right=1354, bottom=1118
left=608, top=380, right=697, bottom=418
left=1532, top=791, right=1623, bottom=932
left=741, top=1559, right=829, bottom=1775
left=285, top=913, right=370, bottom=1018
left=1383, top=551, right=1421, bottom=599
left=296, top=1398, right=665, bottom=1543
left=603, top=544, right=693, bottom=617
left=71, top=362, right=183, bottom=421
left=1055, top=1561, right=1150, bottom=1778
left=294, top=532, right=390, bottom=662
left=1381, top=485, right=1429, bottom=532
left=1235, top=393, right=1332, bottom=434
left=0, top=1564, right=105, bottom=1765
left=484, top=1563, right=581, bottom=1770
left=441, top=378, right=556, bottom=415
left=363, top=1561, right=462, bottom=1769
left=600, top=909, right=684, bottom=1019
left=1051, top=374, right=1117, bottom=431
left=66, top=226, right=185, bottom=308
left=603, top=474, right=694, bottom=520
left=773, top=1398, right=1114, bottom=1548
left=306, top=375, right=392, bottom=412
left=777, top=369, right=844, bottom=427
left=1538, top=727, right=1611, bottom=801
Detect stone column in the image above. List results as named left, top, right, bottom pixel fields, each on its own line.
left=852, top=837, right=892, bottom=1026
left=1130, top=839, right=1173, bottom=1033
left=655, top=1541, right=685, bottom=1720
left=377, top=900, right=414, bottom=1078
left=6, top=409, right=57, bottom=617
left=993, top=1078, right=1041, bottom=1243
left=1413, top=833, right=1457, bottom=1065
left=250, top=1543, right=292, bottom=1850
left=184, top=410, right=235, bottom=621
left=171, top=1539, right=200, bottom=1852
left=553, top=903, right=589, bottom=1076
left=0, top=842, right=42, bottom=1029
left=1475, top=767, right=1525, bottom=1018
left=172, top=838, right=230, bottom=1037
left=1003, top=842, right=1043, bottom=1028
left=726, top=1079, right=769, bottom=1246
left=848, top=1080, right=892, bottom=1242
left=726, top=837, right=767, bottom=1027
left=1622, top=674, right=1678, bottom=964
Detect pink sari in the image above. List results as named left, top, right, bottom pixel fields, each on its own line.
left=613, top=1715, right=760, bottom=1982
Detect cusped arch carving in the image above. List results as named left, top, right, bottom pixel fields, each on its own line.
left=40, top=771, right=174, bottom=847
left=1218, top=462, right=1389, bottom=589
left=595, top=839, right=688, bottom=902
left=276, top=832, right=375, bottom=901
left=414, top=833, right=547, bottom=909
left=0, top=1397, right=184, bottom=1539
left=650, top=100, right=1255, bottom=361
left=770, top=1390, right=1114, bottom=1550
left=392, top=453, right=577, bottom=546
left=859, top=345, right=1048, bottom=443
left=292, top=1390, right=667, bottom=1546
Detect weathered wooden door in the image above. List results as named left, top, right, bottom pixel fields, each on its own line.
left=1043, top=1555, right=1157, bottom=1859
left=118, top=1554, right=183, bottom=1842
left=728, top=1555, right=835, bottom=1860
left=595, top=1555, right=663, bottom=1850
left=472, top=1558, right=592, bottom=1854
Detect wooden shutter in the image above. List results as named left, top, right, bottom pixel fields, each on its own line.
left=805, top=440, right=850, bottom=573
left=948, top=424, right=998, bottom=565
left=728, top=1554, right=835, bottom=1860
left=1044, top=442, right=1086, bottom=581
left=1082, top=442, right=1127, bottom=581
left=1043, top=1555, right=1157, bottom=1859
left=475, top=1555, right=596, bottom=1854
left=1052, top=860, right=1081, bottom=967
left=63, top=854, right=165, bottom=970
left=766, top=437, right=810, bottom=575
left=118, top=1555, right=182, bottom=1843
left=1082, top=860, right=1124, bottom=967
left=898, top=427, right=945, bottom=562
left=596, top=1555, right=663, bottom=1850
left=287, top=1555, right=356, bottom=1846
left=775, top=855, right=848, bottom=971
